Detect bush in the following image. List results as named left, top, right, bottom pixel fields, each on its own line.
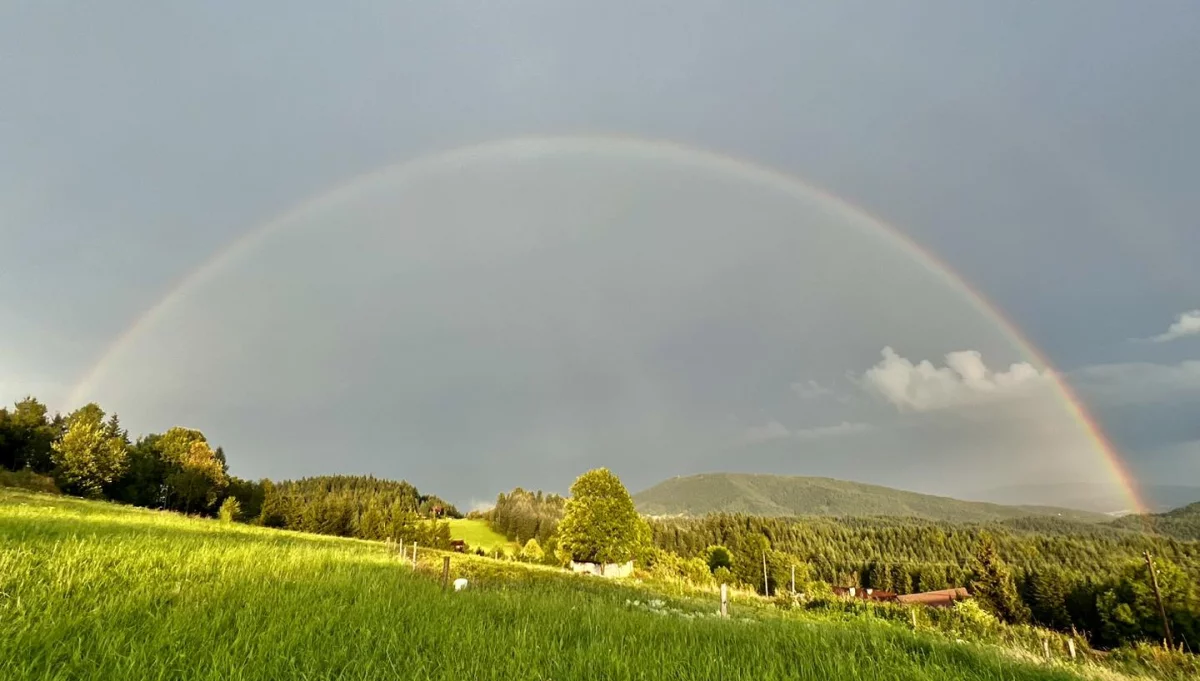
left=0, top=468, right=60, bottom=494
left=520, top=538, right=545, bottom=563
left=949, top=599, right=999, bottom=638
left=218, top=497, right=242, bottom=523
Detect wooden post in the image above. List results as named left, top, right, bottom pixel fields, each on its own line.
left=911, top=609, right=917, bottom=629
left=412, top=542, right=418, bottom=569
left=1067, top=639, right=1076, bottom=660
left=1042, top=639, right=1050, bottom=659
left=441, top=556, right=451, bottom=590
left=720, top=583, right=728, bottom=618
left=1144, top=551, right=1174, bottom=649
left=791, top=564, right=796, bottom=593
left=762, top=551, right=769, bottom=597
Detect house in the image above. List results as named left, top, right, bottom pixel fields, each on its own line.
left=832, top=586, right=897, bottom=602
left=896, top=588, right=970, bottom=608
left=449, top=539, right=467, bottom=553
left=569, top=560, right=634, bottom=578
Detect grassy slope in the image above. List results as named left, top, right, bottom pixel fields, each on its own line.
left=633, top=473, right=1107, bottom=522
left=0, top=490, right=1097, bottom=681
left=447, top=518, right=516, bottom=552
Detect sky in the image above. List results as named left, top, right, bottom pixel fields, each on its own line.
left=2, top=2, right=1198, bottom=511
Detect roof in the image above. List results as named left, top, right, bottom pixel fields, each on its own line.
left=896, top=588, right=970, bottom=607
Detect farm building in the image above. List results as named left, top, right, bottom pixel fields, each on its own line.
left=569, top=560, right=634, bottom=578
left=896, top=588, right=970, bottom=608
left=832, top=586, right=897, bottom=602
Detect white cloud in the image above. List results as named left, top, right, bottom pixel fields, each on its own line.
left=792, top=421, right=874, bottom=440
left=740, top=420, right=791, bottom=444
left=1151, top=309, right=1200, bottom=343
left=790, top=379, right=833, bottom=400
left=862, top=347, right=1053, bottom=412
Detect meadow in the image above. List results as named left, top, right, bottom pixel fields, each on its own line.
left=0, top=489, right=1174, bottom=681
left=446, top=517, right=516, bottom=553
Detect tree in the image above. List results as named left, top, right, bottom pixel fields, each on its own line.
left=556, top=468, right=648, bottom=565
left=969, top=533, right=1030, bottom=624
left=218, top=497, right=242, bottom=522
left=0, top=397, right=60, bottom=473
left=50, top=404, right=128, bottom=497
left=520, top=538, right=545, bottom=563
left=1097, top=557, right=1199, bottom=648
left=706, top=545, right=733, bottom=573
left=161, top=431, right=227, bottom=514
left=1025, top=567, right=1072, bottom=631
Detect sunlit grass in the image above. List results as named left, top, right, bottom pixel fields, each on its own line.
left=446, top=517, right=516, bottom=553
left=1, top=489, right=1095, bottom=680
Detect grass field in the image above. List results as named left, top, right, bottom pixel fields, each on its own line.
left=0, top=489, right=1131, bottom=681
left=446, top=517, right=516, bottom=553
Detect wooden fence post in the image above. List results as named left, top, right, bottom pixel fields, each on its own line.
left=1067, top=639, right=1076, bottom=660
left=762, top=552, right=769, bottom=597
left=1042, top=639, right=1050, bottom=659
left=791, top=564, right=795, bottom=593
left=441, top=556, right=451, bottom=590
left=720, top=583, right=728, bottom=618
left=412, top=542, right=418, bottom=569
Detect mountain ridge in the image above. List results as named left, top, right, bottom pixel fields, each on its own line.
left=633, top=472, right=1109, bottom=523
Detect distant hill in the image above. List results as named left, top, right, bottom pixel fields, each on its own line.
left=972, top=482, right=1200, bottom=515
left=632, top=473, right=1108, bottom=523
left=1108, top=501, right=1200, bottom=540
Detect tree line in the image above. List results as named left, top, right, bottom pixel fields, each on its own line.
left=0, top=396, right=458, bottom=548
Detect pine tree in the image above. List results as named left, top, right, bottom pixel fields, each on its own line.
left=969, top=533, right=1030, bottom=624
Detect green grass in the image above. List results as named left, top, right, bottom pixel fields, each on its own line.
left=447, top=517, right=516, bottom=553
left=0, top=490, right=1107, bottom=681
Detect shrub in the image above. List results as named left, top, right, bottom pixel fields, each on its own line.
left=218, top=497, right=242, bottom=523
left=0, top=468, right=60, bottom=494
left=520, top=538, right=545, bottom=563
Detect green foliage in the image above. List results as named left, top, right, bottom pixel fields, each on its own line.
left=705, top=545, right=733, bottom=572
left=50, top=404, right=129, bottom=498
left=0, top=397, right=61, bottom=473
left=969, top=533, right=1030, bottom=624
left=557, top=468, right=648, bottom=565
left=1096, top=557, right=1199, bottom=649
left=218, top=497, right=242, bottom=523
left=519, top=538, right=545, bottom=563
left=1022, top=567, right=1073, bottom=631
left=953, top=599, right=1001, bottom=637
left=0, top=468, right=59, bottom=494
left=633, top=473, right=1106, bottom=522
left=487, top=487, right=565, bottom=544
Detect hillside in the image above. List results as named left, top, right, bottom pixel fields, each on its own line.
left=0, top=489, right=1107, bottom=681
left=1109, top=501, right=1200, bottom=540
left=633, top=473, right=1107, bottom=523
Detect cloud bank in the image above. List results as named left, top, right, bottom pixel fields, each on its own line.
left=862, top=347, right=1054, bottom=412
left=1152, top=309, right=1200, bottom=343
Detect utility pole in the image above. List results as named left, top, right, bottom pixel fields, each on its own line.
left=1144, top=551, right=1174, bottom=649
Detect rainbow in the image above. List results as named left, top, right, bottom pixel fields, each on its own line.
left=67, top=134, right=1146, bottom=513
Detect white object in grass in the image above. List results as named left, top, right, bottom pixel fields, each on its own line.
left=453, top=578, right=468, bottom=591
